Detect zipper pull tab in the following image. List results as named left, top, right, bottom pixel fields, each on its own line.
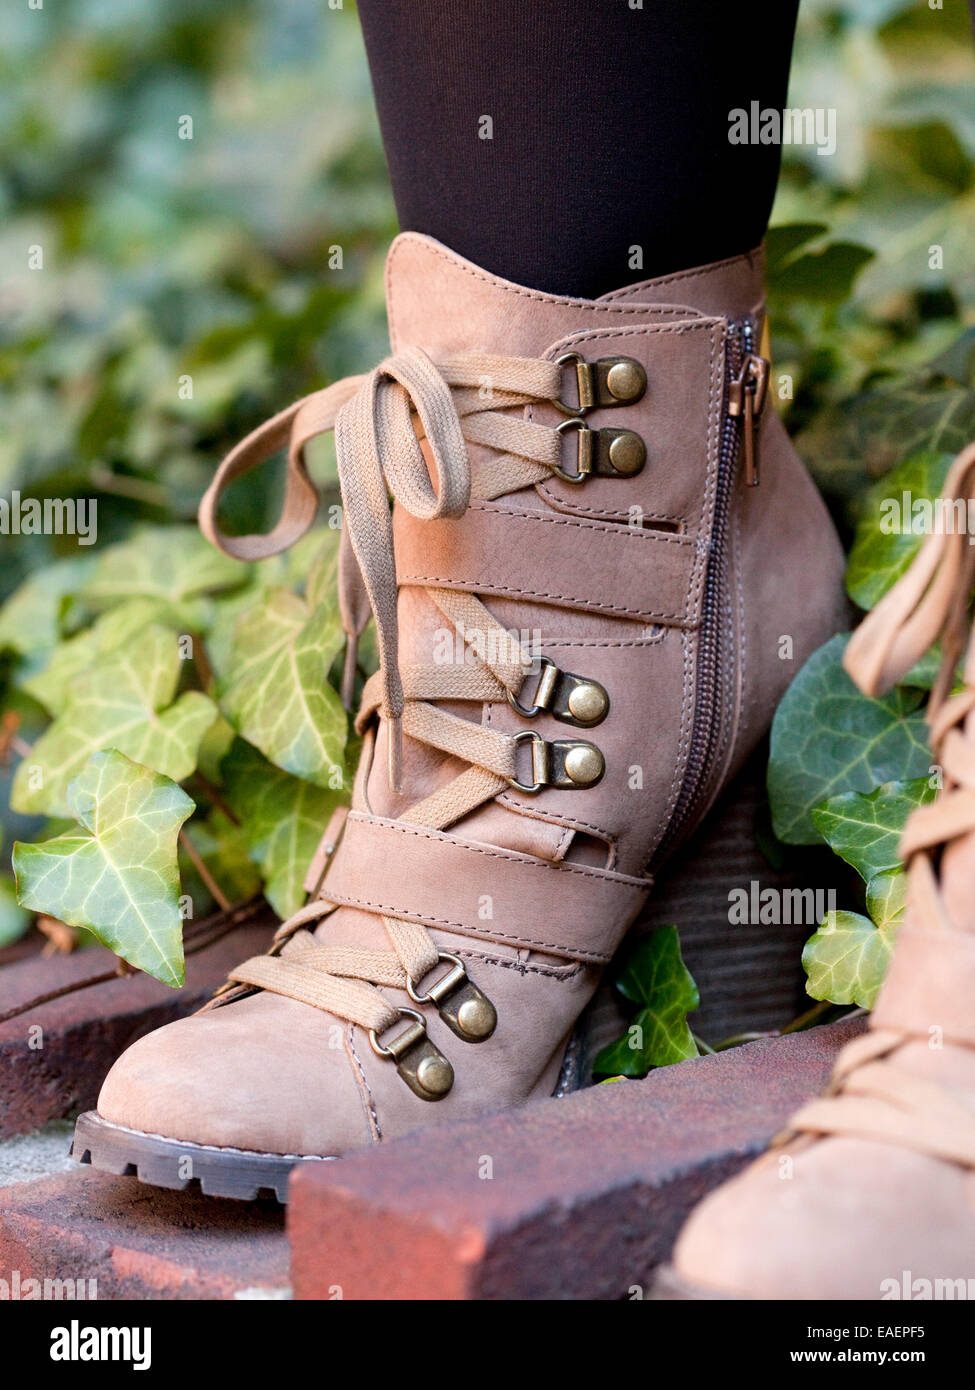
left=728, top=353, right=770, bottom=487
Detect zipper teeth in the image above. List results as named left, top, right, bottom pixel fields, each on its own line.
left=654, top=319, right=749, bottom=861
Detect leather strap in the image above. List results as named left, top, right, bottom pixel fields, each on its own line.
left=393, top=501, right=703, bottom=628
left=318, top=811, right=651, bottom=963
left=791, top=1058, right=975, bottom=1170
left=871, top=922, right=975, bottom=1049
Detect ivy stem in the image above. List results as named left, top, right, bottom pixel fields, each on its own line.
left=779, top=1000, right=834, bottom=1034
left=178, top=828, right=231, bottom=912
left=191, top=772, right=240, bottom=826
left=0, top=710, right=33, bottom=764
left=691, top=1032, right=716, bottom=1055
left=88, top=463, right=170, bottom=509
left=192, top=636, right=215, bottom=696
left=712, top=1030, right=775, bottom=1052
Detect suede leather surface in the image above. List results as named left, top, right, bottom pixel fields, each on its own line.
left=97, top=236, right=847, bottom=1157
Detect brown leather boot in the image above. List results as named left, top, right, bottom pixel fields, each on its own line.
left=72, top=235, right=846, bottom=1200
left=662, top=442, right=975, bottom=1299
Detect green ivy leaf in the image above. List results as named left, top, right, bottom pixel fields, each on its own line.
left=81, top=526, right=245, bottom=609
left=798, top=379, right=975, bottom=503
left=845, top=450, right=954, bottom=611
left=765, top=222, right=829, bottom=277
left=12, top=750, right=194, bottom=986
left=305, top=529, right=341, bottom=611
left=0, top=557, right=95, bottom=658
left=22, top=597, right=196, bottom=716
left=222, top=739, right=346, bottom=919
left=0, top=875, right=31, bottom=949
left=219, top=590, right=347, bottom=788
left=770, top=241, right=875, bottom=304
left=802, top=868, right=905, bottom=1011
left=768, top=634, right=932, bottom=845
left=593, top=926, right=700, bottom=1077
left=811, top=777, right=936, bottom=883
left=11, top=625, right=217, bottom=816
left=866, top=867, right=907, bottom=935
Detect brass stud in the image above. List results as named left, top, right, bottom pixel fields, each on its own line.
left=566, top=681, right=609, bottom=725
left=456, top=994, right=498, bottom=1041
left=416, top=1053, right=454, bottom=1098
left=407, top=951, right=498, bottom=1044
left=509, top=732, right=606, bottom=791
left=605, top=359, right=647, bottom=404
left=563, top=744, right=605, bottom=786
left=369, top=1007, right=455, bottom=1101
left=607, top=429, right=647, bottom=477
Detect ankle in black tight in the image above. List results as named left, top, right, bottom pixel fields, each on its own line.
left=357, top=0, right=799, bottom=298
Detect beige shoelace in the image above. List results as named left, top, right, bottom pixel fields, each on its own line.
left=199, top=348, right=575, bottom=1037
left=780, top=439, right=975, bottom=1161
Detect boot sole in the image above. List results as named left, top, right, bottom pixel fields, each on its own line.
left=71, top=1111, right=335, bottom=1203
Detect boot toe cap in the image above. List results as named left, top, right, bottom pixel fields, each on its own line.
left=97, top=991, right=373, bottom=1157
left=672, top=1136, right=973, bottom=1300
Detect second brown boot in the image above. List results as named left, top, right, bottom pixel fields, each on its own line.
left=663, top=442, right=975, bottom=1299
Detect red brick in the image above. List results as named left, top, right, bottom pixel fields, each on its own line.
left=0, top=1168, right=287, bottom=1300
left=0, top=904, right=275, bottom=1137
left=289, top=1017, right=865, bottom=1301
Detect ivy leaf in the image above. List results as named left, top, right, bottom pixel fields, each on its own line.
left=811, top=777, right=936, bottom=883
left=593, top=926, right=700, bottom=1077
left=11, top=625, right=217, bottom=816
left=802, top=870, right=905, bottom=1011
left=81, top=526, right=245, bottom=609
left=0, top=557, right=95, bottom=658
left=765, top=222, right=829, bottom=277
left=798, top=379, right=975, bottom=503
left=0, top=875, right=31, bottom=949
left=768, top=634, right=932, bottom=845
left=12, top=750, right=194, bottom=987
left=222, top=739, right=346, bottom=919
left=770, top=241, right=875, bottom=304
left=845, top=451, right=954, bottom=611
left=866, top=867, right=907, bottom=935
left=22, top=597, right=196, bottom=717
left=219, top=590, right=347, bottom=789
left=305, top=529, right=341, bottom=611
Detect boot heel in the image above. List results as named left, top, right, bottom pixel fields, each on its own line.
left=560, top=745, right=845, bottom=1089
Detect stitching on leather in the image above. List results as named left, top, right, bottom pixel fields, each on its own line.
left=342, top=814, right=645, bottom=889
left=533, top=320, right=717, bottom=522
left=496, top=789, right=622, bottom=850
left=85, top=1117, right=336, bottom=1162
left=597, top=246, right=762, bottom=301
left=345, top=1024, right=382, bottom=1143
left=324, top=889, right=612, bottom=961
left=386, top=233, right=720, bottom=338
left=400, top=503, right=696, bottom=624
left=541, top=632, right=665, bottom=648
left=452, top=947, right=586, bottom=981
left=400, top=571, right=688, bottom=623
left=474, top=499, right=694, bottom=545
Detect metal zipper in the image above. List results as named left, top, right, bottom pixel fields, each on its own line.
left=654, top=319, right=767, bottom=860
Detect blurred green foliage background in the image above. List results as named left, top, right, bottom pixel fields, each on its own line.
left=1, top=0, right=974, bottom=953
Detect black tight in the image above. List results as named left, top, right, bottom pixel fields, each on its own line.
left=357, top=0, right=800, bottom=298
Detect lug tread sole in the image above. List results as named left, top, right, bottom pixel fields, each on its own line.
left=71, top=1110, right=335, bottom=1204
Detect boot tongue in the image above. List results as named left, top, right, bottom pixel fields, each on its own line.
left=384, top=232, right=765, bottom=355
